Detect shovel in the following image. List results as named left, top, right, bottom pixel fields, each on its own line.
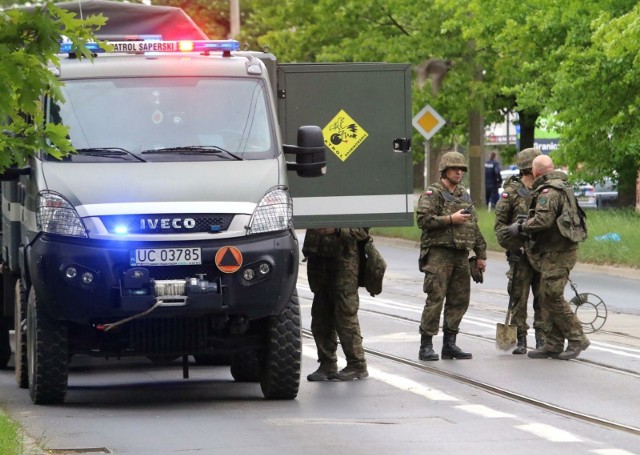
left=496, top=252, right=519, bottom=352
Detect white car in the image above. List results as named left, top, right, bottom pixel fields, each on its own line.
left=498, top=168, right=519, bottom=196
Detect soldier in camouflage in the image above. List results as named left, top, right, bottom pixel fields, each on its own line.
left=303, top=227, right=370, bottom=381
left=494, top=148, right=545, bottom=353
left=505, top=155, right=590, bottom=360
left=417, top=151, right=487, bottom=361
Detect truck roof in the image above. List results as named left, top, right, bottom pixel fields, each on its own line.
left=54, top=52, right=266, bottom=80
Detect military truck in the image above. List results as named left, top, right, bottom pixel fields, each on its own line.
left=1, top=3, right=413, bottom=405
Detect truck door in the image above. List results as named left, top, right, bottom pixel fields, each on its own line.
left=278, top=63, right=413, bottom=228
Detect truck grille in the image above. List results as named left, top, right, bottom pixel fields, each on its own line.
left=101, top=214, right=234, bottom=234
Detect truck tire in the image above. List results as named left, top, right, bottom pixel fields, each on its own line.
left=259, top=289, right=301, bottom=400
left=0, top=317, right=10, bottom=368
left=14, top=280, right=28, bottom=388
left=0, top=266, right=11, bottom=368
left=230, top=351, right=261, bottom=382
left=27, top=287, right=69, bottom=405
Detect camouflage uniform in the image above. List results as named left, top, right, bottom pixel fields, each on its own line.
left=494, top=174, right=544, bottom=351
left=417, top=181, right=487, bottom=356
left=302, top=228, right=370, bottom=380
left=520, top=170, right=589, bottom=358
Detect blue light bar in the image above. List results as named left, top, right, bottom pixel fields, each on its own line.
left=59, top=41, right=103, bottom=54
left=191, top=40, right=240, bottom=53
left=59, top=38, right=241, bottom=55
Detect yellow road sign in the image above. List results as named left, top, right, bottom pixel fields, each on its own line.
left=412, top=104, right=446, bottom=140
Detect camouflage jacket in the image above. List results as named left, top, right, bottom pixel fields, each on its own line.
left=521, top=170, right=578, bottom=254
left=302, top=228, right=370, bottom=292
left=416, top=181, right=487, bottom=258
left=494, top=175, right=531, bottom=251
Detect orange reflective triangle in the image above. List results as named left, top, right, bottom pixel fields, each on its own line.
left=215, top=246, right=243, bottom=273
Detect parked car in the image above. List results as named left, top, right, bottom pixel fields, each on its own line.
left=498, top=168, right=519, bottom=196
left=594, top=178, right=618, bottom=208
left=574, top=183, right=597, bottom=209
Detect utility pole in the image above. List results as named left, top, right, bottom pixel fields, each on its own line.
left=229, top=0, right=240, bottom=39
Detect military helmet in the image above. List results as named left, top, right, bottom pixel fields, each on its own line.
left=439, top=151, right=468, bottom=172
left=517, top=148, right=542, bottom=171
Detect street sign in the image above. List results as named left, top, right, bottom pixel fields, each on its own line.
left=412, top=104, right=445, bottom=140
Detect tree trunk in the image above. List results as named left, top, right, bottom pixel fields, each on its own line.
left=518, top=110, right=538, bottom=151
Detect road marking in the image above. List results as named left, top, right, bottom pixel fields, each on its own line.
left=302, top=345, right=458, bottom=401
left=516, top=423, right=582, bottom=442
left=455, top=404, right=514, bottom=418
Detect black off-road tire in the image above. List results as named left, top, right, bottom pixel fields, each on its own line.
left=259, top=289, right=301, bottom=400
left=0, top=265, right=11, bottom=369
left=27, top=288, right=69, bottom=405
left=230, top=351, right=261, bottom=382
left=14, top=280, right=28, bottom=388
left=0, top=317, right=10, bottom=369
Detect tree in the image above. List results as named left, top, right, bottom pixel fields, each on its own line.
left=224, top=0, right=640, bottom=206
left=0, top=2, right=104, bottom=171
left=551, top=3, right=640, bottom=207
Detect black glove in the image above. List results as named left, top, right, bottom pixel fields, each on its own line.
left=469, top=256, right=483, bottom=284
left=506, top=221, right=522, bottom=237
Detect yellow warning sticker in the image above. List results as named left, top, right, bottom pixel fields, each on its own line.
left=322, top=109, right=369, bottom=162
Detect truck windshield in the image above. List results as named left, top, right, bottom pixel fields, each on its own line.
left=45, top=77, right=276, bottom=162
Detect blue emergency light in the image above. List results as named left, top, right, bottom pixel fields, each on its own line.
left=59, top=40, right=104, bottom=54
left=59, top=37, right=240, bottom=55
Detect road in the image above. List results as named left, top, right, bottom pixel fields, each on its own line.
left=0, top=235, right=638, bottom=454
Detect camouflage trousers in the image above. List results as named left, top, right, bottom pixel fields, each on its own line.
left=310, top=288, right=366, bottom=369
left=507, top=252, right=544, bottom=337
left=537, top=250, right=588, bottom=351
left=419, top=247, right=470, bottom=336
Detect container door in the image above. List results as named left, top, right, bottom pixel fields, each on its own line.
left=278, top=63, right=413, bottom=228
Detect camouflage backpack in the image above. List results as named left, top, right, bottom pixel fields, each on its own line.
left=357, top=237, right=387, bottom=297
left=542, top=182, right=588, bottom=243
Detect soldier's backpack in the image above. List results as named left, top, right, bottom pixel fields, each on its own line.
left=357, top=237, right=387, bottom=297
left=553, top=184, right=588, bottom=243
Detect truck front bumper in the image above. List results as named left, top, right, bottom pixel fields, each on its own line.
left=27, top=230, right=299, bottom=325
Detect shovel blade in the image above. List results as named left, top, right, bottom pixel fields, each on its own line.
left=496, top=323, right=518, bottom=351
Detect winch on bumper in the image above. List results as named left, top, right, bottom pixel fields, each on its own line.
left=27, top=230, right=299, bottom=325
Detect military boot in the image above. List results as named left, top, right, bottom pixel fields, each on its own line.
left=332, top=364, right=369, bottom=381
left=306, top=363, right=338, bottom=382
left=558, top=339, right=590, bottom=360
left=441, top=331, right=472, bottom=360
left=418, top=335, right=439, bottom=361
left=527, top=346, right=562, bottom=359
left=512, top=334, right=527, bottom=355
left=534, top=329, right=546, bottom=350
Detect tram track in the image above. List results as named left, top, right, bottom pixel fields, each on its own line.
left=300, top=306, right=640, bottom=438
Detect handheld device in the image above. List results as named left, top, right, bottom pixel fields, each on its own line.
left=461, top=203, right=474, bottom=214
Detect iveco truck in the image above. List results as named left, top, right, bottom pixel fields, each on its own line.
left=1, top=8, right=413, bottom=406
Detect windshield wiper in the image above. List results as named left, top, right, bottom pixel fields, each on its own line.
left=141, top=146, right=243, bottom=161
left=76, top=147, right=146, bottom=162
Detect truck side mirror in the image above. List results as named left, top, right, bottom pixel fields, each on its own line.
left=284, top=125, right=326, bottom=178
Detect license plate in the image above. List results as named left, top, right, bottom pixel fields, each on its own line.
left=130, top=248, right=202, bottom=266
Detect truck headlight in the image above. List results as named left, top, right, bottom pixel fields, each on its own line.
left=247, top=186, right=292, bottom=234
left=36, top=191, right=88, bottom=238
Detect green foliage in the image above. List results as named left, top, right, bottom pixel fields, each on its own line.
left=0, top=2, right=104, bottom=171
left=239, top=0, right=640, bottom=203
